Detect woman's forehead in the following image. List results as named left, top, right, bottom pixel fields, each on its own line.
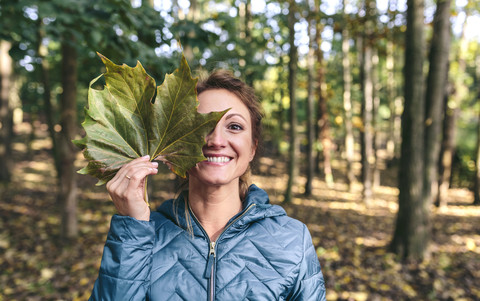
left=197, top=89, right=250, bottom=118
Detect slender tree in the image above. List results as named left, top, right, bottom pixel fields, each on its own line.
left=58, top=38, right=79, bottom=239
left=436, top=92, right=457, bottom=207
left=285, top=0, right=298, bottom=203
left=342, top=0, right=355, bottom=190
left=360, top=0, right=375, bottom=204
left=386, top=0, right=401, bottom=159
left=305, top=0, right=316, bottom=196
left=436, top=7, right=469, bottom=207
left=239, top=0, right=254, bottom=85
left=474, top=52, right=480, bottom=205
left=36, top=19, right=60, bottom=176
left=187, top=0, right=200, bottom=21
left=315, top=0, right=333, bottom=186
left=423, top=0, right=452, bottom=208
left=0, top=40, right=13, bottom=184
left=390, top=0, right=428, bottom=261
left=372, top=50, right=381, bottom=189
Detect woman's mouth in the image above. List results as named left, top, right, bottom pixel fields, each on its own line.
left=206, top=156, right=231, bottom=163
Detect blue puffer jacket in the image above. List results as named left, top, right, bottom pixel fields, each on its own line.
left=90, top=185, right=326, bottom=300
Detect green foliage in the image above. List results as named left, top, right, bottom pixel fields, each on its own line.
left=2, top=0, right=480, bottom=190
left=74, top=54, right=227, bottom=185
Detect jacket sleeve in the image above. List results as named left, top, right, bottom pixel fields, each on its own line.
left=89, top=215, right=155, bottom=301
left=288, top=225, right=326, bottom=301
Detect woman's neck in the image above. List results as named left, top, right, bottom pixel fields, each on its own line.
left=188, top=180, right=243, bottom=242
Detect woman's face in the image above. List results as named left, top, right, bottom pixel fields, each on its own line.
left=188, top=89, right=256, bottom=188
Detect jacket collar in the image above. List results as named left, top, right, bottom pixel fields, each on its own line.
left=157, top=184, right=286, bottom=239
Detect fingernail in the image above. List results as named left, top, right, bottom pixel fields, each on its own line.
left=152, top=162, right=158, bottom=167
left=142, top=155, right=150, bottom=159
left=152, top=168, right=158, bottom=173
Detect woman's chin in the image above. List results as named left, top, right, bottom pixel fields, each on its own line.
left=189, top=172, right=239, bottom=188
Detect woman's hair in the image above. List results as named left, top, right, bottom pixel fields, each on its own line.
left=196, top=70, right=264, bottom=200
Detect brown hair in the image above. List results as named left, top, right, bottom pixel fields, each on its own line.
left=196, top=70, right=263, bottom=199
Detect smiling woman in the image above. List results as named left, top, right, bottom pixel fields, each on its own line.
left=89, top=70, right=326, bottom=301
left=194, top=71, right=263, bottom=200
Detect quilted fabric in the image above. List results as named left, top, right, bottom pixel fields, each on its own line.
left=89, top=185, right=326, bottom=300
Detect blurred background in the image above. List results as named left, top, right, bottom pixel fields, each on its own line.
left=1, top=0, right=480, bottom=300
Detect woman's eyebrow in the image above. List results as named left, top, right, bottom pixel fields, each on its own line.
left=225, top=113, right=248, bottom=122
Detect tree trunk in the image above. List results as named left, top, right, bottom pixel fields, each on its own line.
left=436, top=9, right=468, bottom=207
left=423, top=0, right=451, bottom=208
left=372, top=50, right=381, bottom=189
left=239, top=0, right=254, bottom=85
left=187, top=0, right=199, bottom=22
left=182, top=0, right=198, bottom=62
left=315, top=0, right=333, bottom=187
left=26, top=112, right=37, bottom=157
left=360, top=0, right=375, bottom=204
left=342, top=0, right=355, bottom=190
left=473, top=53, right=480, bottom=205
left=58, top=40, right=78, bottom=239
left=475, top=101, right=480, bottom=205
left=37, top=22, right=60, bottom=176
left=360, top=44, right=373, bottom=204
left=390, top=0, right=428, bottom=261
left=245, top=0, right=253, bottom=85
left=305, top=7, right=316, bottom=196
left=436, top=96, right=457, bottom=207
left=0, top=40, right=13, bottom=184
left=284, top=0, right=298, bottom=203
left=272, top=57, right=285, bottom=158
left=386, top=0, right=399, bottom=160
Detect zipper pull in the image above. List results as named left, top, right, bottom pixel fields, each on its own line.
left=204, top=241, right=216, bottom=278
left=209, top=241, right=216, bottom=257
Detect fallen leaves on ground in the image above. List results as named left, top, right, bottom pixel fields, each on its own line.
left=1, top=123, right=479, bottom=300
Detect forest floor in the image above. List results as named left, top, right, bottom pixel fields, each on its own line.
left=1, top=122, right=480, bottom=301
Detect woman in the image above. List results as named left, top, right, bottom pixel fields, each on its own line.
left=90, top=71, right=326, bottom=300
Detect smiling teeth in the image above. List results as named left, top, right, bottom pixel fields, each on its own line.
left=207, top=157, right=230, bottom=163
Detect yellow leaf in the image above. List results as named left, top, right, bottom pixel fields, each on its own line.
left=71, top=262, right=85, bottom=272
left=79, top=277, right=90, bottom=286
left=466, top=238, right=476, bottom=251
left=349, top=292, right=369, bottom=301
left=41, top=268, right=54, bottom=280
left=401, top=284, right=417, bottom=297
left=380, top=284, right=391, bottom=291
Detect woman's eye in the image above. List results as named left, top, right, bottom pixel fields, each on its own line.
left=228, top=123, right=243, bottom=131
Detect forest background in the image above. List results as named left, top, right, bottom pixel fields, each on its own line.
left=1, top=0, right=480, bottom=300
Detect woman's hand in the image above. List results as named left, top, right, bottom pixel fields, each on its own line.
left=106, top=155, right=158, bottom=221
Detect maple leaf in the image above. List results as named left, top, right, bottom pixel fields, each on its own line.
left=74, top=53, right=227, bottom=185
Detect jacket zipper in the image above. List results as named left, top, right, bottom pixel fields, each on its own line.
left=188, top=203, right=256, bottom=301
left=208, top=241, right=216, bottom=299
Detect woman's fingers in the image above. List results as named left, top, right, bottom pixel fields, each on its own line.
left=116, top=155, right=151, bottom=178
left=107, top=156, right=150, bottom=189
left=123, top=161, right=158, bottom=183
left=106, top=155, right=159, bottom=220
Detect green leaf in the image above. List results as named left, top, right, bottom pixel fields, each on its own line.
left=74, top=53, right=227, bottom=185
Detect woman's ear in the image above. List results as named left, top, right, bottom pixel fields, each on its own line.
left=249, top=139, right=258, bottom=162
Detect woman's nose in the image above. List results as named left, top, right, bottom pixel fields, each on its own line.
left=206, top=126, right=226, bottom=147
